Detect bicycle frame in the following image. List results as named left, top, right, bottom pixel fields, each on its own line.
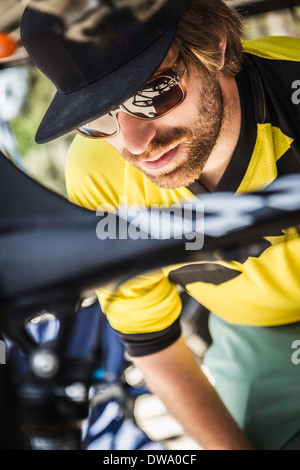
left=1, top=0, right=300, bottom=451
left=1, top=149, right=300, bottom=448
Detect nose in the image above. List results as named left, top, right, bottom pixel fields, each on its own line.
left=117, top=111, right=156, bottom=155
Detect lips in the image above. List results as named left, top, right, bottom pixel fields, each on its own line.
left=140, top=145, right=179, bottom=171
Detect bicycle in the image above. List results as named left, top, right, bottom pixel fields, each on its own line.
left=2, top=143, right=300, bottom=449
left=1, top=0, right=300, bottom=451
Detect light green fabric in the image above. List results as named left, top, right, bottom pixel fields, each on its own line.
left=204, top=314, right=300, bottom=450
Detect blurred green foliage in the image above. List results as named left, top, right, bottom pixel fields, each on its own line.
left=10, top=66, right=53, bottom=156
left=10, top=66, right=74, bottom=196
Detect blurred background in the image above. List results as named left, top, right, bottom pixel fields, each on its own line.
left=0, top=0, right=300, bottom=196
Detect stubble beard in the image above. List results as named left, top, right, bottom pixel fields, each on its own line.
left=122, top=71, right=225, bottom=189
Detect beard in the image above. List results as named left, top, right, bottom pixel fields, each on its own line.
left=121, top=70, right=225, bottom=189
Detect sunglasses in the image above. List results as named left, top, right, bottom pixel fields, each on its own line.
left=76, top=58, right=186, bottom=139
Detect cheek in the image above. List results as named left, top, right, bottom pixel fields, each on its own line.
left=162, top=94, right=198, bottom=127
left=164, top=77, right=201, bottom=126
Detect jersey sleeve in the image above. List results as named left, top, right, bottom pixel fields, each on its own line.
left=96, top=273, right=182, bottom=357
left=65, top=135, right=182, bottom=356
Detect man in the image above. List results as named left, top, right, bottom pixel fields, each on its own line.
left=21, top=0, right=300, bottom=450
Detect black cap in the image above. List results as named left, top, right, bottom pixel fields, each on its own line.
left=21, top=1, right=192, bottom=144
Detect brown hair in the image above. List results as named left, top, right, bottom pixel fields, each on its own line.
left=174, top=0, right=245, bottom=76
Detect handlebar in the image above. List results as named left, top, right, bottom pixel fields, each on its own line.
left=1, top=151, right=300, bottom=448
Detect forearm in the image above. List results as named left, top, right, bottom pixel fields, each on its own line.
left=133, top=335, right=254, bottom=450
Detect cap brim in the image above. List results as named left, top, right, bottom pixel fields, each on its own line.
left=35, top=23, right=177, bottom=144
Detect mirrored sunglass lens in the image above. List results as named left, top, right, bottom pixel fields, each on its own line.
left=79, top=113, right=118, bottom=137
left=123, top=75, right=183, bottom=118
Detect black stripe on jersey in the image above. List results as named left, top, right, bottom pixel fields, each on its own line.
left=249, top=55, right=300, bottom=140
left=168, top=263, right=241, bottom=288
left=276, top=144, right=300, bottom=176
left=116, top=317, right=181, bottom=357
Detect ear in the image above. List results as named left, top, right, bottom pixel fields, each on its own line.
left=218, top=37, right=227, bottom=70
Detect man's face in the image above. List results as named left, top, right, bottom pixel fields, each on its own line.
left=107, top=46, right=224, bottom=189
